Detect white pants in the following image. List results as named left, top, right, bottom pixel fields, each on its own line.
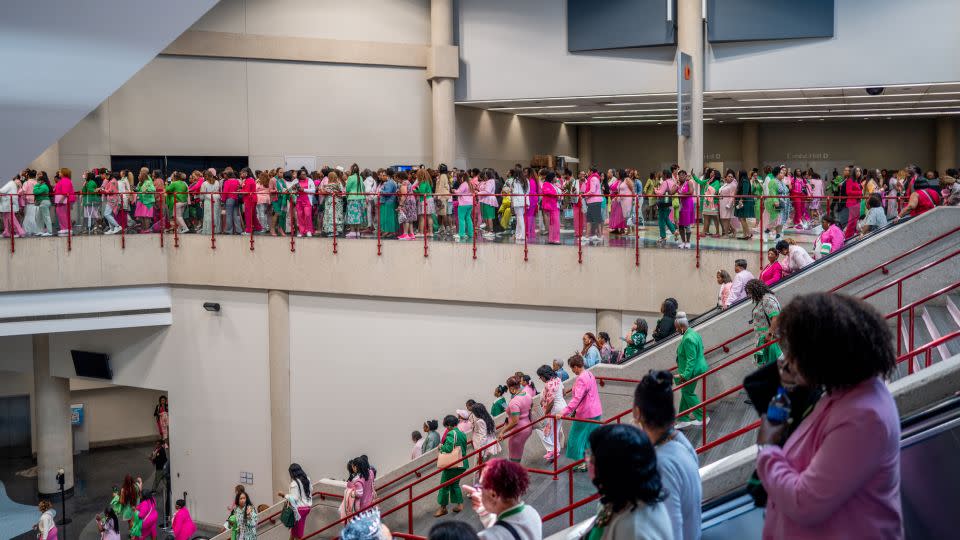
left=514, top=209, right=525, bottom=240
left=174, top=202, right=188, bottom=230
left=23, top=204, right=39, bottom=235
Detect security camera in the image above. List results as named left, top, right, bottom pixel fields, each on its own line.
left=865, top=87, right=884, bottom=96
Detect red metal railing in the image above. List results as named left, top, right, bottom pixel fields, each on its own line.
left=4, top=191, right=904, bottom=271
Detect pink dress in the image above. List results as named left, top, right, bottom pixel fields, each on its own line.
left=677, top=180, right=697, bottom=226
left=815, top=224, right=845, bottom=257
left=537, top=378, right=567, bottom=459
left=718, top=181, right=737, bottom=220
left=506, top=390, right=534, bottom=461
left=607, top=180, right=626, bottom=229
left=172, top=507, right=196, bottom=540
left=760, top=261, right=784, bottom=286
left=137, top=498, right=158, bottom=539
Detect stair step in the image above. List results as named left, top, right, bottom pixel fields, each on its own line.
left=946, top=294, right=960, bottom=328
left=923, top=304, right=960, bottom=359
left=902, top=311, right=941, bottom=374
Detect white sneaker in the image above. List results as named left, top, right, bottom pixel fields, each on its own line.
left=57, top=230, right=69, bottom=236
left=179, top=227, right=189, bottom=234
left=675, top=420, right=694, bottom=429
left=41, top=232, right=53, bottom=237
left=306, top=232, right=312, bottom=237
left=297, top=233, right=303, bottom=238
left=104, top=227, right=117, bottom=235
left=580, top=237, right=589, bottom=245
left=590, top=235, right=601, bottom=242
left=482, top=232, right=495, bottom=240
left=453, top=234, right=461, bottom=243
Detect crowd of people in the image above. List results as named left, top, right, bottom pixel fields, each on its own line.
left=2, top=163, right=954, bottom=246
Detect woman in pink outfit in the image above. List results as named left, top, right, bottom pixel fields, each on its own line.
left=53, top=168, right=76, bottom=235
left=540, top=171, right=561, bottom=244
left=814, top=215, right=845, bottom=258
left=789, top=169, right=810, bottom=227
left=135, top=491, right=159, bottom=540
left=759, top=248, right=785, bottom=286
left=498, top=376, right=534, bottom=462
left=558, top=355, right=603, bottom=471
left=524, top=168, right=539, bottom=240
left=607, top=173, right=626, bottom=233
left=171, top=499, right=196, bottom=540
left=294, top=171, right=315, bottom=237
left=756, top=292, right=902, bottom=540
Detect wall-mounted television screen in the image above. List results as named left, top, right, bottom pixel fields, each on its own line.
left=71, top=350, right=113, bottom=380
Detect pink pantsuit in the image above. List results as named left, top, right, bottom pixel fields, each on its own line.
left=506, top=390, right=534, bottom=461
left=541, top=182, right=561, bottom=243
left=525, top=178, right=539, bottom=239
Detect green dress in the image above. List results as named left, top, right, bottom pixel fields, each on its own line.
left=675, top=328, right=708, bottom=422
left=763, top=175, right=782, bottom=225
left=82, top=180, right=99, bottom=207
left=436, top=428, right=468, bottom=506
left=623, top=331, right=647, bottom=358
left=490, top=396, right=507, bottom=417
left=752, top=293, right=782, bottom=366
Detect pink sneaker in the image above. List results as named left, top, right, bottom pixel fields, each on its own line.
left=398, top=234, right=410, bottom=240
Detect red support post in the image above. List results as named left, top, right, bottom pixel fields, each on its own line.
left=523, top=193, right=529, bottom=262
left=173, top=201, right=180, bottom=248
left=332, top=193, right=338, bottom=254
left=67, top=198, right=73, bottom=252
left=377, top=195, right=382, bottom=256
left=552, top=415, right=559, bottom=480
left=288, top=197, right=295, bottom=253
left=896, top=282, right=902, bottom=356
left=701, top=373, right=708, bottom=444
left=407, top=486, right=414, bottom=534
left=568, top=467, right=575, bottom=526
left=210, top=196, right=217, bottom=250
left=120, top=198, right=126, bottom=250
left=925, top=349, right=932, bottom=368
left=577, top=194, right=583, bottom=265
left=758, top=195, right=764, bottom=271
left=635, top=193, right=640, bottom=267
left=472, top=194, right=477, bottom=260
left=8, top=195, right=15, bottom=253
left=423, top=194, right=428, bottom=258
left=159, top=204, right=165, bottom=250
left=695, top=194, right=701, bottom=268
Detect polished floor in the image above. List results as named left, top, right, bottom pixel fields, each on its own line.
left=0, top=443, right=179, bottom=540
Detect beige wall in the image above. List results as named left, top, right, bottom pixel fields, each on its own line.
left=71, top=385, right=166, bottom=446
left=590, top=119, right=941, bottom=174
left=35, top=287, right=273, bottom=526
left=456, top=106, right=577, bottom=170
left=288, top=293, right=595, bottom=478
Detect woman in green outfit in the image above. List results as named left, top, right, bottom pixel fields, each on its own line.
left=345, top=164, right=366, bottom=237
left=674, top=312, right=708, bottom=428
left=622, top=318, right=648, bottom=359
left=225, top=491, right=258, bottom=540
left=82, top=171, right=100, bottom=233
left=490, top=385, right=508, bottom=417
left=734, top=171, right=755, bottom=240
left=763, top=168, right=787, bottom=241
left=378, top=169, right=399, bottom=237
left=746, top=279, right=782, bottom=367
left=33, top=174, right=53, bottom=235
left=434, top=415, right=468, bottom=517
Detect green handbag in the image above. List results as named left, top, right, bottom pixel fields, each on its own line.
left=280, top=502, right=297, bottom=528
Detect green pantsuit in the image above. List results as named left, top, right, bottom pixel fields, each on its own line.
left=437, top=428, right=468, bottom=506
left=675, top=328, right=708, bottom=422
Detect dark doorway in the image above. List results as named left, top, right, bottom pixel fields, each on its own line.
left=0, top=395, right=31, bottom=458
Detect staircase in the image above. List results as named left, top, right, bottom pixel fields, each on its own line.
left=0, top=0, right=220, bottom=176
left=241, top=207, right=960, bottom=539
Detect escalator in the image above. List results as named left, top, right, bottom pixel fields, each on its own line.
left=701, top=395, right=960, bottom=539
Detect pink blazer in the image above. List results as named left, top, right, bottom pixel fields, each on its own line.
left=562, top=370, right=602, bottom=419
left=757, top=377, right=902, bottom=540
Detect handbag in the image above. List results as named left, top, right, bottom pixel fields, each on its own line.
left=280, top=502, right=296, bottom=528
left=437, top=443, right=464, bottom=469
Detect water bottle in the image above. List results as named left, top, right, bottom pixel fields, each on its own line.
left=766, top=386, right=792, bottom=425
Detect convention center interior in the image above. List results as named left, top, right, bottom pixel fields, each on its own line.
left=3, top=1, right=960, bottom=539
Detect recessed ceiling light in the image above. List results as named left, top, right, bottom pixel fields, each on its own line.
left=490, top=105, right=577, bottom=111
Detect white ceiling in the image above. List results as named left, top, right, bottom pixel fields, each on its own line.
left=454, top=82, right=960, bottom=126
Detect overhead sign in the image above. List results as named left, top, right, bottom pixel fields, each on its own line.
left=678, top=52, right=692, bottom=137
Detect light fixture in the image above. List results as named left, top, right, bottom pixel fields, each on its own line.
left=704, top=81, right=960, bottom=95
left=489, top=105, right=577, bottom=111
left=203, top=302, right=221, bottom=312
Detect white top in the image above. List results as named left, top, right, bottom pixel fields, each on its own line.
left=783, top=244, right=814, bottom=274
left=39, top=510, right=56, bottom=539
left=478, top=503, right=542, bottom=540
left=286, top=478, right=312, bottom=507
left=411, top=438, right=425, bottom=460
left=729, top=269, right=755, bottom=304
left=200, top=180, right=222, bottom=202
left=0, top=180, right=20, bottom=212
left=511, top=179, right=527, bottom=209
left=600, top=502, right=672, bottom=540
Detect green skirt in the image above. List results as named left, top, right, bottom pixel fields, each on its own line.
left=565, top=415, right=602, bottom=460
left=380, top=201, right=398, bottom=233
left=754, top=334, right=782, bottom=367
left=481, top=204, right=496, bottom=220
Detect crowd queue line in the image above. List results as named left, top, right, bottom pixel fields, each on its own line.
left=2, top=163, right=955, bottom=249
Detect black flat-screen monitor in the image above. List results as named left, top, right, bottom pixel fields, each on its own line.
left=71, top=350, right=113, bottom=380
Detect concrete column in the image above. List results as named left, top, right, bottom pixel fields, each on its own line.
left=741, top=122, right=759, bottom=172
left=268, top=290, right=292, bottom=495
left=578, top=126, right=593, bottom=172
left=936, top=117, right=956, bottom=175
left=28, top=142, right=59, bottom=175
left=596, top=310, right=622, bottom=345
left=430, top=0, right=456, bottom=167
left=33, top=334, right=74, bottom=496
left=677, top=0, right=704, bottom=174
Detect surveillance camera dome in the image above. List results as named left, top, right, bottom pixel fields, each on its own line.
left=865, top=87, right=885, bottom=96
